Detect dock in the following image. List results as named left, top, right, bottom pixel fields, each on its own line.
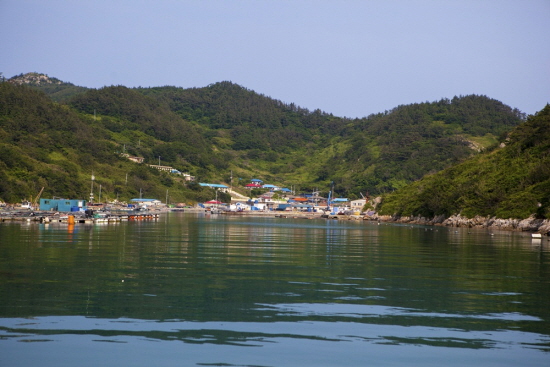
left=0, top=212, right=160, bottom=224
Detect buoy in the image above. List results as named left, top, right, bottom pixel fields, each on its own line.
left=68, top=215, right=75, bottom=225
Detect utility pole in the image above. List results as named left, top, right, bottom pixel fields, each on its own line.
left=90, top=171, right=95, bottom=203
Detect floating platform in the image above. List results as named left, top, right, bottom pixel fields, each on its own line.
left=0, top=212, right=160, bottom=224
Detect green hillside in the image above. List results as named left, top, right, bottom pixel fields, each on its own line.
left=134, top=82, right=524, bottom=198
left=0, top=72, right=528, bottom=207
left=378, top=105, right=550, bottom=219
left=0, top=82, right=225, bottom=204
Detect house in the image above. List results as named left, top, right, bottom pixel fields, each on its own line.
left=130, top=198, right=162, bottom=207
left=350, top=199, right=367, bottom=210
left=245, top=183, right=262, bottom=189
left=331, top=198, right=350, bottom=209
left=182, top=173, right=195, bottom=181
left=289, top=197, right=309, bottom=203
left=148, top=164, right=173, bottom=172
left=331, top=198, right=349, bottom=204
left=40, top=198, right=87, bottom=212
left=199, top=183, right=229, bottom=192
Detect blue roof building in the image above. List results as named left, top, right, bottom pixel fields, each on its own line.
left=332, top=198, right=349, bottom=202
left=40, top=198, right=87, bottom=212
left=199, top=183, right=229, bottom=191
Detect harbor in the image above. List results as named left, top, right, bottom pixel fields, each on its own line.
left=0, top=211, right=160, bottom=224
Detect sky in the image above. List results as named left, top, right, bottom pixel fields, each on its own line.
left=1, top=0, right=549, bottom=118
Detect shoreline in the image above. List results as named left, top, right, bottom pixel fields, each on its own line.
left=2, top=207, right=550, bottom=235
left=186, top=209, right=550, bottom=234
left=373, top=213, right=550, bottom=235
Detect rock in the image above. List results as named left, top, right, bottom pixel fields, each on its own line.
left=385, top=213, right=550, bottom=234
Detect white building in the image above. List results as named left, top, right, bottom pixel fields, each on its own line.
left=350, top=199, right=367, bottom=210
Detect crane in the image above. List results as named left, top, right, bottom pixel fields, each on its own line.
left=33, top=187, right=44, bottom=210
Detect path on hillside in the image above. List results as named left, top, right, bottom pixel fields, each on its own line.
left=227, top=189, right=249, bottom=201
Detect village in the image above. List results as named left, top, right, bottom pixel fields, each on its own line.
left=197, top=179, right=372, bottom=216
left=0, top=177, right=376, bottom=224
left=0, top=150, right=376, bottom=224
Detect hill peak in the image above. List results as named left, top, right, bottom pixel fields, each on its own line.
left=9, top=72, right=68, bottom=86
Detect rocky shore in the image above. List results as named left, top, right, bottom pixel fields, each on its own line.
left=374, top=213, right=550, bottom=234
left=3, top=205, right=549, bottom=235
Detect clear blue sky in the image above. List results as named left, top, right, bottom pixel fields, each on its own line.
left=1, top=0, right=548, bottom=118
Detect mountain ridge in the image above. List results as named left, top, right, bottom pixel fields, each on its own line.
left=1, top=72, right=536, bottom=220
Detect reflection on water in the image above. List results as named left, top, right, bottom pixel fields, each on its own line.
left=1, top=213, right=549, bottom=366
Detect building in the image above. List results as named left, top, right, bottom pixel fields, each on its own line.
left=128, top=156, right=144, bottom=163
left=130, top=198, right=162, bottom=207
left=331, top=198, right=350, bottom=209
left=350, top=199, right=367, bottom=210
left=40, top=198, right=87, bottom=212
left=148, top=164, right=173, bottom=172
left=181, top=173, right=195, bottom=181
left=245, top=183, right=262, bottom=189
left=121, top=153, right=145, bottom=163
left=199, top=183, right=229, bottom=192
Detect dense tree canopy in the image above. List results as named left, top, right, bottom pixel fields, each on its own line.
left=1, top=73, right=535, bottom=219
left=379, top=105, right=550, bottom=219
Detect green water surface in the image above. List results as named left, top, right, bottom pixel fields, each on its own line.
left=1, top=213, right=549, bottom=366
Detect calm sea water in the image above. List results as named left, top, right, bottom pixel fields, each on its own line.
left=1, top=213, right=549, bottom=366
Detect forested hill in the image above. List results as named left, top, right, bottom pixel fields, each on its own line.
left=0, top=81, right=231, bottom=204
left=134, top=82, right=524, bottom=196
left=137, top=82, right=345, bottom=151
left=0, top=72, right=527, bottom=206
left=378, top=104, right=550, bottom=219
left=326, top=95, right=525, bottom=194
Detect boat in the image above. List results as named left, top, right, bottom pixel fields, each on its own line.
left=20, top=201, right=33, bottom=209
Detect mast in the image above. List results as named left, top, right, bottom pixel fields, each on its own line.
left=327, top=181, right=334, bottom=211
left=90, top=171, right=95, bottom=203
